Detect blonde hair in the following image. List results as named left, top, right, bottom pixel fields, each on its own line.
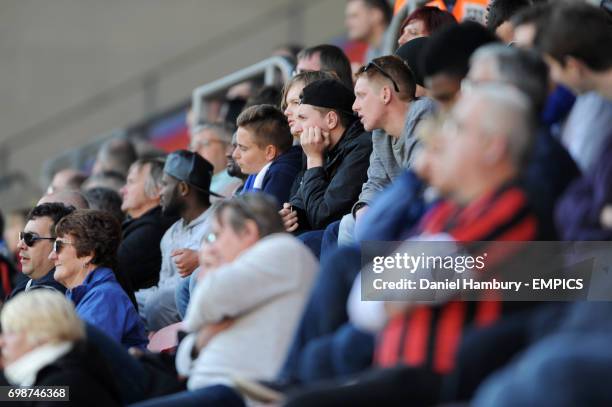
left=1, top=290, right=85, bottom=346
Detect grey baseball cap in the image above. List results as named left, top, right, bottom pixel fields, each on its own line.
left=163, top=150, right=223, bottom=198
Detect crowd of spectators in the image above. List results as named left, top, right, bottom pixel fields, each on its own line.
left=0, top=1, right=611, bottom=406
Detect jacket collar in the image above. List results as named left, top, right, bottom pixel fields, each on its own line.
left=28, top=267, right=64, bottom=292
left=66, top=267, right=116, bottom=306
left=180, top=206, right=210, bottom=230
left=122, top=205, right=162, bottom=227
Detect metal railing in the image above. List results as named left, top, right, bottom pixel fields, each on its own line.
left=40, top=55, right=295, bottom=186
left=191, top=55, right=294, bottom=126
left=1, top=1, right=310, bottom=207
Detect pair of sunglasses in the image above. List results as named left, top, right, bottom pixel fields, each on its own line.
left=358, top=61, right=400, bottom=93
left=53, top=240, right=75, bottom=254
left=19, top=232, right=54, bottom=247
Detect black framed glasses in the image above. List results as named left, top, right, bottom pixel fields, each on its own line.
left=358, top=61, right=400, bottom=93
left=53, top=240, right=75, bottom=254
left=19, top=232, right=55, bottom=247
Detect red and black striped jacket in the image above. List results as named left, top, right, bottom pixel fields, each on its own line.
left=375, top=182, right=539, bottom=374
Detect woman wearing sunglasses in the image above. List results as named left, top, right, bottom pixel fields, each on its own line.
left=49, top=209, right=148, bottom=350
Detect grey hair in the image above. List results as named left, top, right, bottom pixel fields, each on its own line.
left=212, top=193, right=284, bottom=238
left=191, top=122, right=235, bottom=144
left=131, top=158, right=165, bottom=198
left=470, top=44, right=549, bottom=113
left=465, top=83, right=536, bottom=168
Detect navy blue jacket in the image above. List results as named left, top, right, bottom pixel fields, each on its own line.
left=243, top=145, right=302, bottom=208
left=8, top=268, right=66, bottom=299
left=555, top=131, right=612, bottom=240
left=66, top=267, right=148, bottom=350
left=522, top=127, right=580, bottom=239
left=355, top=170, right=431, bottom=243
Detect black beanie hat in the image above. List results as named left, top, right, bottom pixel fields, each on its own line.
left=395, top=37, right=430, bottom=87
left=300, top=79, right=356, bottom=116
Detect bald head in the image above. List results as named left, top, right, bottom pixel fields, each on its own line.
left=38, top=191, right=89, bottom=209
left=47, top=168, right=87, bottom=194
left=92, top=137, right=137, bottom=176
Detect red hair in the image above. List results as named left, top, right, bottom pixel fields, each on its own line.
left=399, top=6, right=457, bottom=37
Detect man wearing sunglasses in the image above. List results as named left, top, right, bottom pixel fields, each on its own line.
left=7, top=203, right=74, bottom=299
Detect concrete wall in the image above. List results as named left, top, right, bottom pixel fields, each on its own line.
left=0, top=0, right=348, bottom=210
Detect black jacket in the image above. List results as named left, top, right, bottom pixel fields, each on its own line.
left=290, top=119, right=372, bottom=231
left=118, top=206, right=177, bottom=290
left=0, top=341, right=121, bottom=407
left=8, top=268, right=66, bottom=300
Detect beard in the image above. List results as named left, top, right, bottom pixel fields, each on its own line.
left=161, top=188, right=185, bottom=218
left=227, top=158, right=244, bottom=178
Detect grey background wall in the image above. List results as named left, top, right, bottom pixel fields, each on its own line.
left=0, top=0, right=348, bottom=210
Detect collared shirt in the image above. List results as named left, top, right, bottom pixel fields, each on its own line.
left=253, top=162, right=273, bottom=190
left=159, top=208, right=211, bottom=288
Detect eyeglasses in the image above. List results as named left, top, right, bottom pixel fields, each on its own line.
left=19, top=232, right=55, bottom=247
left=292, top=68, right=315, bottom=77
left=190, top=138, right=226, bottom=151
left=204, top=231, right=217, bottom=244
left=358, top=61, right=400, bottom=93
left=53, top=240, right=75, bottom=254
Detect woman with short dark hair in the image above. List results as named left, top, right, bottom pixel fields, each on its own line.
left=50, top=209, right=148, bottom=349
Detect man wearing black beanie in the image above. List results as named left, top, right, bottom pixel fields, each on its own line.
left=280, top=79, right=373, bottom=233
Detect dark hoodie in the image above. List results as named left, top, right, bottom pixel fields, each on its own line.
left=118, top=206, right=177, bottom=290
left=290, top=119, right=373, bottom=231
